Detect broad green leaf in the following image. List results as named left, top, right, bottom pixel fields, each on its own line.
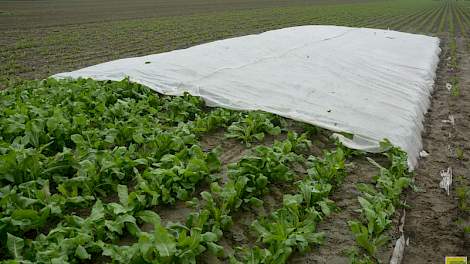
left=268, top=126, right=281, bottom=136
left=318, top=200, right=332, bottom=217
left=75, top=245, right=91, bottom=260
left=138, top=233, right=154, bottom=262
left=133, top=133, right=145, bottom=144
left=70, top=134, right=85, bottom=145
left=200, top=191, right=212, bottom=202
left=206, top=242, right=224, bottom=257
left=153, top=223, right=176, bottom=257
left=89, top=200, right=105, bottom=221
left=117, top=185, right=129, bottom=207
left=304, top=231, right=325, bottom=245
left=107, top=203, right=127, bottom=215
left=253, top=133, right=265, bottom=141
left=206, top=152, right=221, bottom=173
left=137, top=210, right=161, bottom=225
left=201, top=232, right=218, bottom=242
left=7, top=233, right=24, bottom=259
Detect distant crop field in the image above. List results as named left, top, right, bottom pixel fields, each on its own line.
left=2, top=0, right=469, bottom=83
left=0, top=0, right=379, bottom=29
left=0, top=0, right=469, bottom=263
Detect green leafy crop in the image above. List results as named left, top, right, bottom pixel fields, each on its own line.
left=0, top=78, right=236, bottom=262
left=226, top=111, right=282, bottom=146
left=231, top=144, right=349, bottom=264
left=348, top=140, right=412, bottom=263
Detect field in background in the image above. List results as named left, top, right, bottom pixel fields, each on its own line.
left=2, top=0, right=470, bottom=83
left=0, top=0, right=469, bottom=263
left=0, top=0, right=378, bottom=29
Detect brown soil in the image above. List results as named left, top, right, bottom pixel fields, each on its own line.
left=402, top=37, right=470, bottom=263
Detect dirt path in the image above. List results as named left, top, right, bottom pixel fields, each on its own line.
left=402, top=37, right=470, bottom=263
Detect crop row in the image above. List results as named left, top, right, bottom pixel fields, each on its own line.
left=0, top=78, right=280, bottom=262
left=0, top=78, right=413, bottom=263
left=0, top=78, right=337, bottom=263
left=348, top=141, right=412, bottom=263
left=231, top=144, right=349, bottom=263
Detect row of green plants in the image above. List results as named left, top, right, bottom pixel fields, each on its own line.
left=231, top=146, right=348, bottom=263
left=0, top=78, right=415, bottom=263
left=347, top=140, right=412, bottom=264
left=198, top=131, right=310, bottom=232
left=1, top=132, right=314, bottom=263
left=0, top=78, right=287, bottom=262
left=0, top=79, right=223, bottom=262
left=448, top=1, right=460, bottom=96
left=86, top=132, right=351, bottom=264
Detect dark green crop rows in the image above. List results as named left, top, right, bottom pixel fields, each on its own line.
left=0, top=79, right=411, bottom=263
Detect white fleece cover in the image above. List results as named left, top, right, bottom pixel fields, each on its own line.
left=53, top=25, right=441, bottom=169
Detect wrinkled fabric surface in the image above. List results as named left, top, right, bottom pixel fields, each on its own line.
left=53, top=25, right=441, bottom=169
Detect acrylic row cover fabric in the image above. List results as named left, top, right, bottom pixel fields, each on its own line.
left=53, top=25, right=441, bottom=169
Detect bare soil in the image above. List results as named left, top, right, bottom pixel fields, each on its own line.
left=402, top=37, right=470, bottom=263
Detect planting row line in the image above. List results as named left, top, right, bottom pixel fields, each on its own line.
left=0, top=78, right=285, bottom=262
